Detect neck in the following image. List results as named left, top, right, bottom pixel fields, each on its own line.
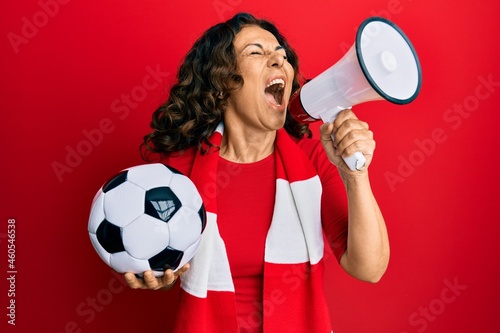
left=219, top=126, right=276, bottom=163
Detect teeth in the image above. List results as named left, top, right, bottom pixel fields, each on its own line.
left=266, top=78, right=285, bottom=89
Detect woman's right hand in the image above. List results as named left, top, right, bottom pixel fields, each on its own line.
left=124, top=263, right=190, bottom=291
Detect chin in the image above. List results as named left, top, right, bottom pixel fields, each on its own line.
left=270, top=116, right=286, bottom=131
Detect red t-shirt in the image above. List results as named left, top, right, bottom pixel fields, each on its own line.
left=217, top=154, right=276, bottom=332
left=162, top=137, right=348, bottom=333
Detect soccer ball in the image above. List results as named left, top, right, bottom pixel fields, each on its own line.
left=88, top=163, right=206, bottom=277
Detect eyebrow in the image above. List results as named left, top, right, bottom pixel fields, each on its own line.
left=242, top=43, right=286, bottom=52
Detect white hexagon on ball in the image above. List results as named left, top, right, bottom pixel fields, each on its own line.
left=88, top=190, right=105, bottom=234
left=167, top=207, right=203, bottom=250
left=127, top=163, right=174, bottom=191
left=123, top=214, right=171, bottom=260
left=103, top=181, right=145, bottom=228
left=170, top=172, right=203, bottom=212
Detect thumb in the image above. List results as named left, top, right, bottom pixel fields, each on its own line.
left=319, top=122, right=343, bottom=166
left=174, top=263, right=190, bottom=278
left=319, top=122, right=335, bottom=143
left=319, top=122, right=336, bottom=154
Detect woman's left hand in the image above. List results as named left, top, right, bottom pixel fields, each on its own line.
left=319, top=109, right=375, bottom=174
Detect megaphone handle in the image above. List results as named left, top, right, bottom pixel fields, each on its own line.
left=320, top=107, right=367, bottom=171
left=342, top=151, right=366, bottom=171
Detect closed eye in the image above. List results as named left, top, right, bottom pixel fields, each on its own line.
left=243, top=44, right=288, bottom=60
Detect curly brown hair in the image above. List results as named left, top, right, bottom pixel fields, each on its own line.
left=141, top=13, right=311, bottom=160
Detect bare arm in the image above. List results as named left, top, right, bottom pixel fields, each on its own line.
left=338, top=172, right=389, bottom=282
left=320, top=109, right=389, bottom=283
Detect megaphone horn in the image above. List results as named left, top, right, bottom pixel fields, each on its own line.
left=289, top=16, right=422, bottom=171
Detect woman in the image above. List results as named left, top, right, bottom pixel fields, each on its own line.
left=125, top=12, right=389, bottom=333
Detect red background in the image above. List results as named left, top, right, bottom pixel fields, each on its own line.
left=2, top=0, right=500, bottom=332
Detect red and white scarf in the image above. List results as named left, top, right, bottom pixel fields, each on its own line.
left=174, top=123, right=333, bottom=333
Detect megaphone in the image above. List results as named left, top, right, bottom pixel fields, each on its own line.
left=289, top=17, right=422, bottom=171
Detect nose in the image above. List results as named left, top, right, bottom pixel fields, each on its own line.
left=267, top=51, right=285, bottom=68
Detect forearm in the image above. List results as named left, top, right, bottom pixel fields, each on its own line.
left=339, top=171, right=390, bottom=283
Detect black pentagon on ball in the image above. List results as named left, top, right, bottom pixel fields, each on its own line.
left=144, top=187, right=182, bottom=222
left=102, top=170, right=128, bottom=193
left=96, top=219, right=125, bottom=254
left=163, top=164, right=183, bottom=175
left=199, top=205, right=207, bottom=232
left=149, top=246, right=184, bottom=271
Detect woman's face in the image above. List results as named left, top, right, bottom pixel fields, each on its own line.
left=225, top=25, right=295, bottom=133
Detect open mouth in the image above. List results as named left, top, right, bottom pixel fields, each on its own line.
left=264, top=78, right=285, bottom=107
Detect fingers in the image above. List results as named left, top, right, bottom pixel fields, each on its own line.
left=320, top=109, right=376, bottom=171
left=143, top=270, right=165, bottom=290
left=123, top=263, right=191, bottom=291
left=124, top=272, right=146, bottom=289
left=332, top=111, right=369, bottom=150
left=124, top=270, right=175, bottom=290
left=336, top=126, right=374, bottom=159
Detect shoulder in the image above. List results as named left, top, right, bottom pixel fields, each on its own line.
left=295, top=136, right=323, bottom=158
left=294, top=135, right=342, bottom=185
left=295, top=136, right=330, bottom=170
left=159, top=147, right=197, bottom=176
